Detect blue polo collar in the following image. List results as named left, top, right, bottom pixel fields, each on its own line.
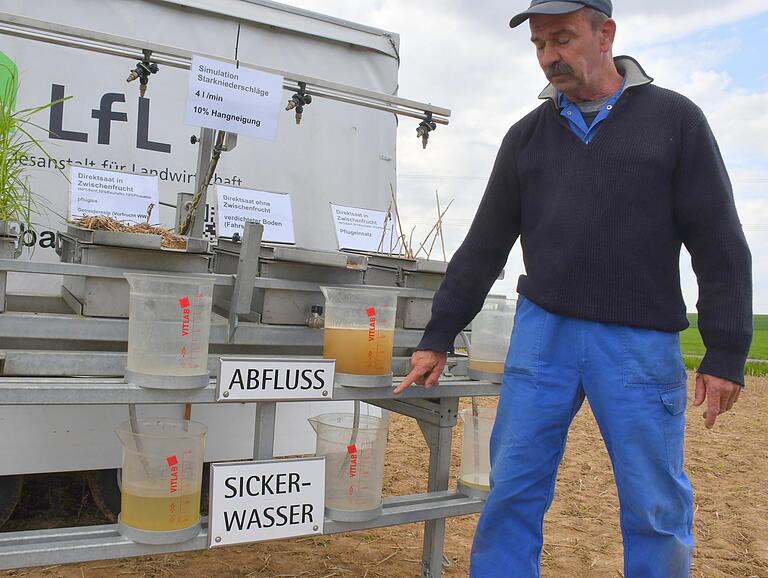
left=556, top=77, right=625, bottom=142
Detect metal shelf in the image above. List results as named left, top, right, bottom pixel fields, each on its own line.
left=0, top=310, right=428, bottom=347
left=0, top=376, right=499, bottom=405
left=0, top=232, right=493, bottom=576
left=0, top=491, right=482, bottom=570
left=0, top=376, right=495, bottom=576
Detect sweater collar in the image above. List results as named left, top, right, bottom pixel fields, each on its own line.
left=538, top=55, right=653, bottom=103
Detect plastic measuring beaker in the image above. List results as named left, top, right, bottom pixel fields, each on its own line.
left=115, top=418, right=207, bottom=544
left=321, top=286, right=397, bottom=387
left=469, top=297, right=516, bottom=383
left=309, top=412, right=388, bottom=522
left=457, top=407, right=496, bottom=498
left=125, top=273, right=215, bottom=389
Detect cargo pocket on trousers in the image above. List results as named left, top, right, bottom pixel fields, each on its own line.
left=660, top=385, right=687, bottom=474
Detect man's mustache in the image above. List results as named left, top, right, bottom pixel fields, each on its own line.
left=546, top=62, right=574, bottom=79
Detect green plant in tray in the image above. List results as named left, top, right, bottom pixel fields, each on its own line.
left=0, top=57, right=70, bottom=228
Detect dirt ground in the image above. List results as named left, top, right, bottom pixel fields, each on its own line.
left=2, top=372, right=767, bottom=578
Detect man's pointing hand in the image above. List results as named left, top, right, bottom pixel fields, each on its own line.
left=394, top=350, right=448, bottom=394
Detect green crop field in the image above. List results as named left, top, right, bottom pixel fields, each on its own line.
left=681, top=314, right=768, bottom=377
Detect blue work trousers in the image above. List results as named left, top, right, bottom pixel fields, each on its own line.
left=470, top=297, right=694, bottom=577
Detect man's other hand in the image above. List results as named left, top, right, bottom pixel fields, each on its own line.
left=693, top=373, right=742, bottom=429
left=394, top=350, right=448, bottom=394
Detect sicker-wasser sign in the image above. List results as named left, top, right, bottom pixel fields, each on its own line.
left=208, top=458, right=325, bottom=547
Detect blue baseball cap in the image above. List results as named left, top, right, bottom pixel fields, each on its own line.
left=510, top=0, right=613, bottom=28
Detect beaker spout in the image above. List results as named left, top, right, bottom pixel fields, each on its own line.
left=115, top=428, right=131, bottom=445
left=125, top=276, right=136, bottom=290
left=115, top=421, right=139, bottom=446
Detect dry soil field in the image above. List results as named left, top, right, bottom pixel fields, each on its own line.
left=2, top=372, right=766, bottom=578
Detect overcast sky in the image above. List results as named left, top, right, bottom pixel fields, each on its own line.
left=289, top=0, right=768, bottom=313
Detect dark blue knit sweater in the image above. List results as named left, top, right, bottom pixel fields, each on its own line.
left=417, top=78, right=753, bottom=385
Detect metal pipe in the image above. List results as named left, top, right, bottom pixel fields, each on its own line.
left=0, top=13, right=450, bottom=125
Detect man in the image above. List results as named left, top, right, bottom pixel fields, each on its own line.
left=394, top=1, right=753, bottom=576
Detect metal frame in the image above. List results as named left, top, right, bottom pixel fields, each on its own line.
left=373, top=396, right=461, bottom=577
left=0, top=12, right=450, bottom=126
left=0, top=351, right=467, bottom=379
left=0, top=7, right=482, bottom=574
left=0, top=376, right=497, bottom=405
left=0, top=259, right=439, bottom=298
left=0, top=492, right=482, bottom=570
left=0, top=376, right=499, bottom=575
left=0, top=246, right=496, bottom=576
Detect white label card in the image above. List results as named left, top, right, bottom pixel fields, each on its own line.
left=69, top=167, right=159, bottom=224
left=185, top=55, right=283, bottom=140
left=209, top=458, right=325, bottom=547
left=216, top=185, right=295, bottom=244
left=330, top=203, right=400, bottom=253
left=217, top=358, right=335, bottom=402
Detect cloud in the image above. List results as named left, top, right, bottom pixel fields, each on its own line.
left=287, top=0, right=767, bottom=309
left=628, top=51, right=768, bottom=171
left=616, top=0, right=768, bottom=44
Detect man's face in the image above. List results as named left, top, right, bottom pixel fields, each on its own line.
left=529, top=10, right=607, bottom=97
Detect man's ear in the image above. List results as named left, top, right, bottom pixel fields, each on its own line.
left=600, top=18, right=616, bottom=53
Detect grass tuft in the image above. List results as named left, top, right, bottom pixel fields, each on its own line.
left=0, top=63, right=70, bottom=226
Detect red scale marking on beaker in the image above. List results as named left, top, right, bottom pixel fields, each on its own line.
left=366, top=307, right=376, bottom=317
left=166, top=455, right=178, bottom=467
left=179, top=297, right=190, bottom=308
left=347, top=444, right=357, bottom=454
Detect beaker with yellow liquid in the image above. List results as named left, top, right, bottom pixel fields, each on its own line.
left=469, top=297, right=517, bottom=383
left=321, top=287, right=398, bottom=387
left=116, top=418, right=206, bottom=544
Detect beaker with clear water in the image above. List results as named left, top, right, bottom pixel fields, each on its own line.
left=321, top=286, right=397, bottom=387
left=116, top=418, right=207, bottom=544
left=125, top=273, right=215, bottom=389
left=457, top=407, right=496, bottom=498
left=469, top=297, right=516, bottom=383
left=309, top=412, right=388, bottom=522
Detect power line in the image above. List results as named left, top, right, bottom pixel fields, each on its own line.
left=399, top=220, right=768, bottom=231
left=399, top=174, right=768, bottom=183
left=400, top=174, right=487, bottom=180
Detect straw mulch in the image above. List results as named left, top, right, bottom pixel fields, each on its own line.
left=75, top=216, right=187, bottom=250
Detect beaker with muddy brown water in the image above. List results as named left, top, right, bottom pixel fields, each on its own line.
left=321, top=287, right=397, bottom=387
